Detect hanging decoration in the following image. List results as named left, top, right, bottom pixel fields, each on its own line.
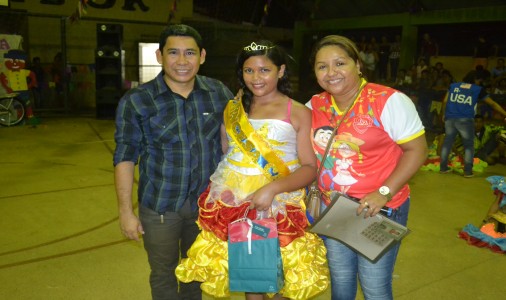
left=69, top=0, right=89, bottom=24
left=260, top=0, right=272, bottom=27
left=167, top=0, right=178, bottom=23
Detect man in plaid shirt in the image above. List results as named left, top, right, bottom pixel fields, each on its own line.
left=114, top=24, right=233, bottom=300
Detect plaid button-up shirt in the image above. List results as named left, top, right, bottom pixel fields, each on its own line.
left=113, top=71, right=233, bottom=213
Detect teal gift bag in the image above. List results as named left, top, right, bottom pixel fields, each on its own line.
left=228, top=217, right=284, bottom=293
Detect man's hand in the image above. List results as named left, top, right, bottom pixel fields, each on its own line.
left=119, top=211, right=144, bottom=241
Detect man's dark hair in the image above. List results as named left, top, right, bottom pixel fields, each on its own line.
left=463, top=67, right=488, bottom=85
left=158, top=24, right=203, bottom=51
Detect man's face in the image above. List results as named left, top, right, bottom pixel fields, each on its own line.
left=156, top=36, right=206, bottom=86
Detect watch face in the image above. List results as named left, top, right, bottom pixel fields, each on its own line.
left=379, top=186, right=390, bottom=195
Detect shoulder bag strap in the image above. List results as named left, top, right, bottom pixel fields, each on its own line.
left=317, top=82, right=366, bottom=176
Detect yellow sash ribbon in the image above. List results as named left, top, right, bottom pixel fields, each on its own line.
left=224, top=99, right=290, bottom=180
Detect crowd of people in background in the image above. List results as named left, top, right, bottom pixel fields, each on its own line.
left=351, top=32, right=506, bottom=168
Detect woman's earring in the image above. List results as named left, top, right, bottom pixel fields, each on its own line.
left=358, top=71, right=363, bottom=77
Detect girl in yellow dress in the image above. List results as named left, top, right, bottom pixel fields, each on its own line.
left=176, top=40, right=329, bottom=299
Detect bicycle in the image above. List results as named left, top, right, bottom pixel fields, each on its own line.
left=0, top=93, right=25, bottom=126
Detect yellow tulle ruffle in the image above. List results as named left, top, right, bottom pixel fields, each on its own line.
left=176, top=230, right=329, bottom=299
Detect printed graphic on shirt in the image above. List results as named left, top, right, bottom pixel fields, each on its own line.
left=450, top=84, right=474, bottom=106
left=352, top=113, right=374, bottom=134
left=313, top=127, right=366, bottom=194
left=310, top=83, right=405, bottom=200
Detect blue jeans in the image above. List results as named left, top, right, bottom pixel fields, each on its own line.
left=440, top=118, right=475, bottom=174
left=324, top=199, right=410, bottom=300
left=139, top=199, right=201, bottom=300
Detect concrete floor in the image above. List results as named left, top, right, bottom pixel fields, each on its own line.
left=1, top=116, right=505, bottom=300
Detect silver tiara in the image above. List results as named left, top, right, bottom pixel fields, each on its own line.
left=243, top=42, right=274, bottom=51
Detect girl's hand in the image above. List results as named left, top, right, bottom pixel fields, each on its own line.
left=246, top=184, right=276, bottom=211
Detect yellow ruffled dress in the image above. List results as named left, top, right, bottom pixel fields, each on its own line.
left=176, top=119, right=329, bottom=299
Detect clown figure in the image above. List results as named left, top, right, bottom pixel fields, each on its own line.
left=0, top=49, right=39, bottom=125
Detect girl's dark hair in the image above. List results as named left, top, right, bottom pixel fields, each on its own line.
left=236, top=40, right=291, bottom=113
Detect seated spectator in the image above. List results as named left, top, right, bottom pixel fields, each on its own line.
left=454, top=114, right=506, bottom=165
left=464, top=65, right=492, bottom=88
left=432, top=70, right=454, bottom=103
left=415, top=57, right=428, bottom=80
left=415, top=69, right=435, bottom=130
left=432, top=70, right=454, bottom=92
left=492, top=58, right=505, bottom=80
left=359, top=42, right=378, bottom=82
left=393, top=68, right=413, bottom=95
left=433, top=61, right=445, bottom=73
left=430, top=70, right=454, bottom=132
left=431, top=62, right=447, bottom=87
left=389, top=34, right=401, bottom=80
left=493, top=76, right=506, bottom=95
left=489, top=79, right=506, bottom=121
left=475, top=115, right=506, bottom=164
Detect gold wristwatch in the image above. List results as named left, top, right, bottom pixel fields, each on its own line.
left=378, top=186, right=393, bottom=201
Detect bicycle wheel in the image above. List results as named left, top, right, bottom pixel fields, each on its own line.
left=0, top=97, right=25, bottom=126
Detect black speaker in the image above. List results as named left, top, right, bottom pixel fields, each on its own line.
left=95, top=23, right=124, bottom=119
left=96, top=23, right=122, bottom=50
